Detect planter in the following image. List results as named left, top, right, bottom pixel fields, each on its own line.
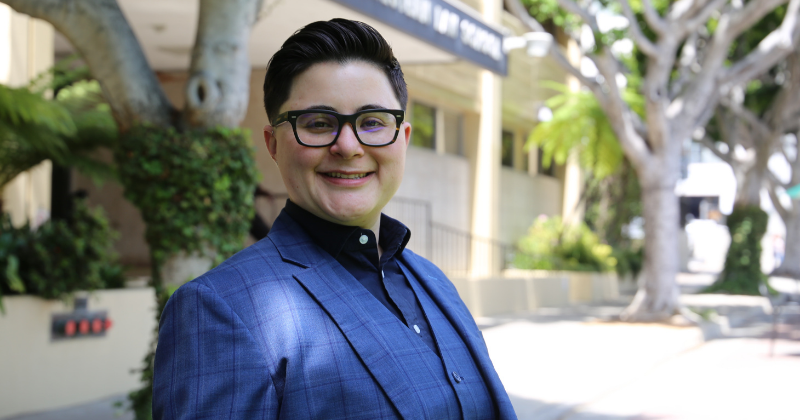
left=450, top=270, right=620, bottom=317
left=0, top=288, right=156, bottom=419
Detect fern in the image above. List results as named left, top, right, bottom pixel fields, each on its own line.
left=0, top=78, right=117, bottom=190
left=527, top=81, right=643, bottom=180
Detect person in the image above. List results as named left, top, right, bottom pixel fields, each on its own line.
left=153, top=18, right=516, bottom=420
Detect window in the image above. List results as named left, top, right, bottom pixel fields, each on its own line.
left=537, top=147, right=555, bottom=176
left=501, top=130, right=514, bottom=168
left=411, top=102, right=436, bottom=149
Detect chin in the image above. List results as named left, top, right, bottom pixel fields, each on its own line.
left=324, top=203, right=379, bottom=226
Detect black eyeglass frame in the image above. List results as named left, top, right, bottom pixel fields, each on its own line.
left=272, top=109, right=406, bottom=148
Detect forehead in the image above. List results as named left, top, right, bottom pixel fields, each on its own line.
left=282, top=61, right=399, bottom=112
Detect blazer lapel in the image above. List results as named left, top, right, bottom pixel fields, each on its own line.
left=399, top=251, right=518, bottom=419
left=268, top=212, right=423, bottom=419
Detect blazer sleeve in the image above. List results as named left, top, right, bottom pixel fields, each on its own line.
left=153, top=281, right=279, bottom=420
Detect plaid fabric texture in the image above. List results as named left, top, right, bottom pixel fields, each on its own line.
left=153, top=211, right=517, bottom=420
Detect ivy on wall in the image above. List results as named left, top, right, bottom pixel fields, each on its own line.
left=115, top=125, right=259, bottom=282
left=115, top=125, right=259, bottom=420
left=706, top=205, right=768, bottom=295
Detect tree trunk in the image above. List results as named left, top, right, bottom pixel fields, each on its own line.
left=183, top=0, right=263, bottom=128
left=620, top=175, right=682, bottom=321
left=773, top=208, right=800, bottom=278
left=2, top=0, right=175, bottom=130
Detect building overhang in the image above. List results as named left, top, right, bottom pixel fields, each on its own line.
left=55, top=0, right=506, bottom=74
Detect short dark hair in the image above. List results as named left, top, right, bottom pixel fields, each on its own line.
left=263, top=19, right=408, bottom=123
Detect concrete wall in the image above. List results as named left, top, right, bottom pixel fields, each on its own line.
left=0, top=6, right=54, bottom=228
left=0, top=288, right=156, bottom=419
left=499, top=168, right=563, bottom=244
left=451, top=270, right=620, bottom=318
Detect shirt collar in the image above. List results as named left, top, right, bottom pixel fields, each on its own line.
left=283, top=199, right=411, bottom=259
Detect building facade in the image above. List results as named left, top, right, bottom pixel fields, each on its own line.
left=2, top=0, right=581, bottom=280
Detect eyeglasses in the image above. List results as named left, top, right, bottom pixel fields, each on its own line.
left=272, top=109, right=405, bottom=147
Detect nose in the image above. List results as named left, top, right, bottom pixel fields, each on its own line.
left=329, top=122, right=364, bottom=158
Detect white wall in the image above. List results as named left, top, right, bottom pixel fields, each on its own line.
left=499, top=168, right=563, bottom=244
left=0, top=288, right=156, bottom=418
left=0, top=6, right=54, bottom=228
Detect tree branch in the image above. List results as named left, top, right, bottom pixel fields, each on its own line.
left=699, top=136, right=732, bottom=164
left=504, top=0, right=601, bottom=89
left=556, top=0, right=600, bottom=34
left=680, top=0, right=727, bottom=37
left=619, top=0, right=660, bottom=57
left=184, top=0, right=264, bottom=128
left=2, top=0, right=175, bottom=130
left=722, top=0, right=800, bottom=89
left=768, top=167, right=790, bottom=189
left=592, top=50, right=652, bottom=167
left=767, top=178, right=792, bottom=222
left=719, top=96, right=772, bottom=138
left=726, top=0, right=792, bottom=41
left=670, top=31, right=700, bottom=99
left=641, top=0, right=667, bottom=36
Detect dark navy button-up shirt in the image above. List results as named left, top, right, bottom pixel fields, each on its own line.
left=284, top=200, right=439, bottom=355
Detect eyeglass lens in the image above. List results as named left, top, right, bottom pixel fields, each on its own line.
left=295, top=112, right=397, bottom=146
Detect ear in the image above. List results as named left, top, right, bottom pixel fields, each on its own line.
left=401, top=121, right=412, bottom=147
left=264, top=125, right=278, bottom=161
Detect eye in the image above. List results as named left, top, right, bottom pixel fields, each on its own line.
left=297, top=113, right=337, bottom=131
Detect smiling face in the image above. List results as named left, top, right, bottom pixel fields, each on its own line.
left=265, top=61, right=411, bottom=229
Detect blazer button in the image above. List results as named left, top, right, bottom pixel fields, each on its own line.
left=452, top=371, right=463, bottom=383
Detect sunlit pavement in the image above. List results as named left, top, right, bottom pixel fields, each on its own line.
left=481, top=273, right=800, bottom=420
left=5, top=274, right=799, bottom=420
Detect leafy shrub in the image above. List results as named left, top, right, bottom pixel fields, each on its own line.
left=0, top=199, right=124, bottom=312
left=513, top=215, right=616, bottom=272
left=612, top=245, right=644, bottom=280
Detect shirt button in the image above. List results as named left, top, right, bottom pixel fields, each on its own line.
left=452, top=371, right=463, bottom=383
left=359, top=234, right=368, bottom=244
left=413, top=325, right=420, bottom=334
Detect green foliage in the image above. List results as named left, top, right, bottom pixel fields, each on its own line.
left=117, top=125, right=258, bottom=420
left=514, top=215, right=617, bottom=272
left=521, top=0, right=582, bottom=34
left=583, top=159, right=643, bottom=245
left=528, top=82, right=643, bottom=180
left=115, top=125, right=259, bottom=280
left=0, top=199, right=124, bottom=312
left=612, top=245, right=644, bottom=280
left=705, top=206, right=768, bottom=295
left=0, top=78, right=117, bottom=190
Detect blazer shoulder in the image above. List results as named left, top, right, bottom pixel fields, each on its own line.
left=400, top=247, right=449, bottom=281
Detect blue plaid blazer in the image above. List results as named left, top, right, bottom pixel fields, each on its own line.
left=153, top=212, right=516, bottom=419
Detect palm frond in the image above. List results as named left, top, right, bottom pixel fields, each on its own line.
left=527, top=82, right=637, bottom=179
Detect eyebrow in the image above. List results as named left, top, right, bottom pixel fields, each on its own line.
left=301, top=104, right=391, bottom=112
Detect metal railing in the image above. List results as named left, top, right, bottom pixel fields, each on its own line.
left=385, top=197, right=511, bottom=276
left=256, top=193, right=511, bottom=276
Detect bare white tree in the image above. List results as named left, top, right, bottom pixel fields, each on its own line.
left=756, top=51, right=800, bottom=279
left=2, top=0, right=265, bottom=283
left=507, top=0, right=800, bottom=321
left=2, top=0, right=264, bottom=130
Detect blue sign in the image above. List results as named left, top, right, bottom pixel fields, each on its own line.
left=330, top=0, right=508, bottom=75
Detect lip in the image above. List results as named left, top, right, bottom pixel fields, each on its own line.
left=318, top=170, right=374, bottom=186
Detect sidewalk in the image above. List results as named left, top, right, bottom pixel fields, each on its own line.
left=5, top=273, right=799, bottom=420
left=483, top=273, right=800, bottom=420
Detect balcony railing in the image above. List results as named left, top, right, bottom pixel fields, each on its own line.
left=256, top=193, right=511, bottom=276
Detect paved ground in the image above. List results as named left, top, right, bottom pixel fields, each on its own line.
left=483, top=273, right=800, bottom=420
left=6, top=273, right=800, bottom=420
